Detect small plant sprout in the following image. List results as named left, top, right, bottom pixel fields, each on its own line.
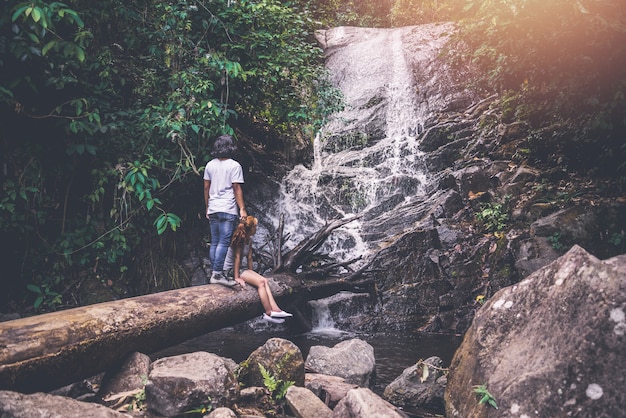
left=184, top=397, right=212, bottom=415
left=473, top=384, right=498, bottom=409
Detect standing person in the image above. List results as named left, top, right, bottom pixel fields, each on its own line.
left=224, top=216, right=293, bottom=324
left=204, top=134, right=247, bottom=286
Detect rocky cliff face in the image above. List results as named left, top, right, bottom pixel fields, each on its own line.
left=237, top=24, right=626, bottom=335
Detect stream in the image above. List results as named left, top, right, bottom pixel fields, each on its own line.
left=151, top=308, right=462, bottom=398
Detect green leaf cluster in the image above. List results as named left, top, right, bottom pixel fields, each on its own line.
left=473, top=384, right=498, bottom=409
left=258, top=363, right=294, bottom=411
left=476, top=202, right=509, bottom=233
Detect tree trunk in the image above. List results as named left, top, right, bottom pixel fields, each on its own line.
left=0, top=273, right=364, bottom=393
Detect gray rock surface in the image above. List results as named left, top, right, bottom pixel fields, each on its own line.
left=445, top=245, right=626, bottom=417
left=285, top=385, right=333, bottom=418
left=236, top=337, right=305, bottom=388
left=145, top=351, right=239, bottom=416
left=331, top=387, right=406, bottom=418
left=97, top=351, right=150, bottom=405
left=305, top=373, right=359, bottom=409
left=305, top=339, right=375, bottom=387
left=383, top=356, right=446, bottom=414
left=0, top=390, right=127, bottom=418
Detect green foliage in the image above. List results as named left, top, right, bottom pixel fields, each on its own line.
left=548, top=232, right=564, bottom=251
left=473, top=384, right=498, bottom=409
left=26, top=279, right=62, bottom=311
left=258, top=362, right=294, bottom=411
left=476, top=201, right=509, bottom=233
left=9, top=1, right=88, bottom=62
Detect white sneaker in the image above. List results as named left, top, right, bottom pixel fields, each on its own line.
left=210, top=272, right=236, bottom=287
left=262, top=313, right=285, bottom=324
left=270, top=310, right=293, bottom=318
left=209, top=271, right=225, bottom=284
left=224, top=278, right=238, bottom=287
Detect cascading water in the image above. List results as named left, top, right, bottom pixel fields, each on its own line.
left=257, top=24, right=454, bottom=267
left=308, top=291, right=374, bottom=336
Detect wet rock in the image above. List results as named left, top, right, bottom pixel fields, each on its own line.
left=445, top=245, right=626, bottom=418
left=454, top=165, right=495, bottom=199
left=50, top=377, right=100, bottom=402
left=207, top=407, right=237, bottom=418
left=237, top=337, right=305, bottom=388
left=285, top=385, right=333, bottom=418
left=331, top=387, right=406, bottom=418
left=145, top=351, right=239, bottom=416
left=0, top=390, right=126, bottom=417
left=97, top=352, right=150, bottom=406
left=305, top=373, right=359, bottom=408
left=419, top=120, right=474, bottom=152
left=305, top=339, right=375, bottom=387
left=383, top=356, right=446, bottom=415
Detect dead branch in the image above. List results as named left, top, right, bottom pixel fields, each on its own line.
left=274, top=214, right=362, bottom=273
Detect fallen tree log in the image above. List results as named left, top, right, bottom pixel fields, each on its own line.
left=0, top=273, right=371, bottom=393
left=0, top=214, right=377, bottom=394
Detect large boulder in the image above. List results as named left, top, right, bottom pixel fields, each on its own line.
left=331, top=387, right=406, bottom=418
left=285, top=385, right=333, bottom=418
left=305, top=373, right=359, bottom=409
left=445, top=245, right=626, bottom=417
left=145, top=351, right=239, bottom=416
left=383, top=356, right=446, bottom=414
left=0, top=390, right=127, bottom=418
left=96, top=351, right=150, bottom=406
left=305, top=339, right=375, bottom=387
left=236, top=337, right=305, bottom=388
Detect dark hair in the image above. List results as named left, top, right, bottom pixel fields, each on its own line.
left=211, top=134, right=237, bottom=158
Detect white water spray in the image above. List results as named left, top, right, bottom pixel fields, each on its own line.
left=259, top=24, right=454, bottom=267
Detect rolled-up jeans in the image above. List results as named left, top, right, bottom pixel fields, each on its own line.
left=208, top=212, right=238, bottom=271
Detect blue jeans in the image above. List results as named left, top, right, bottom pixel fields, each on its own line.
left=208, top=212, right=238, bottom=271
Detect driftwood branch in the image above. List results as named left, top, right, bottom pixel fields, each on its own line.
left=298, top=256, right=362, bottom=280
left=274, top=214, right=362, bottom=273
left=274, top=213, right=285, bottom=269
left=344, top=248, right=385, bottom=282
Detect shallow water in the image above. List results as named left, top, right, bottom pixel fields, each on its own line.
left=151, top=324, right=462, bottom=397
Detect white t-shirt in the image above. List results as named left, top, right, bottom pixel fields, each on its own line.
left=223, top=241, right=251, bottom=271
left=203, top=158, right=244, bottom=216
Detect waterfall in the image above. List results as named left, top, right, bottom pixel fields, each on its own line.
left=308, top=291, right=372, bottom=337
left=257, top=24, right=455, bottom=268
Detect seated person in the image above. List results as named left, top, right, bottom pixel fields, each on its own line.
left=223, top=216, right=292, bottom=323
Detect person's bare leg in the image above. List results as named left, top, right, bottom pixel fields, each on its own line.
left=240, top=270, right=280, bottom=315
left=262, top=280, right=281, bottom=312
